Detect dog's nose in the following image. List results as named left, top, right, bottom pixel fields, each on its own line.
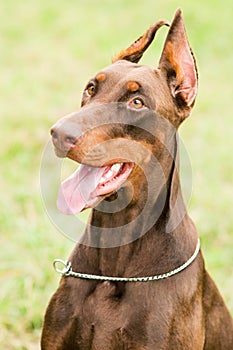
left=50, top=125, right=77, bottom=152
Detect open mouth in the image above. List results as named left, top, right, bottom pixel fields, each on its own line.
left=96, top=162, right=133, bottom=196
left=57, top=162, right=134, bottom=215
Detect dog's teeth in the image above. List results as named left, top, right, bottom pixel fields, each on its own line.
left=111, top=163, right=122, bottom=173
left=105, top=170, right=113, bottom=179
left=99, top=163, right=123, bottom=185
left=99, top=177, right=106, bottom=184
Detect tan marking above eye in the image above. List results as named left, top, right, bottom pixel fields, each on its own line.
left=96, top=73, right=107, bottom=82
left=126, top=81, right=140, bottom=92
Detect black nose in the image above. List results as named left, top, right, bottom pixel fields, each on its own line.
left=50, top=126, right=77, bottom=152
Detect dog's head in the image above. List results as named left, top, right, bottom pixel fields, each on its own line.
left=51, top=9, right=198, bottom=216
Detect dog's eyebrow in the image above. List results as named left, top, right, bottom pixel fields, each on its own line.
left=96, top=72, right=107, bottom=82
left=126, top=81, right=140, bottom=92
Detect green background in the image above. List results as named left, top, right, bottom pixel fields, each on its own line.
left=1, top=1, right=232, bottom=348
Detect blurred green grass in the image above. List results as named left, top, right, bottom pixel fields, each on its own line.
left=0, top=0, right=232, bottom=348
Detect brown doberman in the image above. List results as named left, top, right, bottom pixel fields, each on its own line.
left=41, top=9, right=233, bottom=349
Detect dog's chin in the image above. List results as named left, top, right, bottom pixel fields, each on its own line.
left=102, top=191, right=118, bottom=202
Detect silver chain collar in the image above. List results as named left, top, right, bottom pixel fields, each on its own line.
left=53, top=238, right=200, bottom=283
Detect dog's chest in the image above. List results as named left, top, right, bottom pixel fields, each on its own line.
left=74, top=281, right=149, bottom=348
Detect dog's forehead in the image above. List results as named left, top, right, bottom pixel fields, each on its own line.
left=97, top=60, right=157, bottom=86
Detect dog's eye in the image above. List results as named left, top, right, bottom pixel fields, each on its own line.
left=129, top=97, right=144, bottom=109
left=86, top=83, right=96, bottom=97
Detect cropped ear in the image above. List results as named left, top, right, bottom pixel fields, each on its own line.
left=112, top=20, right=169, bottom=63
left=159, top=9, right=198, bottom=114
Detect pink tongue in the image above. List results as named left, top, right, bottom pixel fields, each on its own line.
left=57, top=164, right=107, bottom=215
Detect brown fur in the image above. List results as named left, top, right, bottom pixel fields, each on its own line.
left=41, top=9, right=233, bottom=349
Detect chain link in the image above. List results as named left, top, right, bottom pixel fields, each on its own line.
left=53, top=239, right=200, bottom=283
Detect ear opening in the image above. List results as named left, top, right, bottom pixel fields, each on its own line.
left=112, top=20, right=169, bottom=64
left=159, top=9, right=198, bottom=115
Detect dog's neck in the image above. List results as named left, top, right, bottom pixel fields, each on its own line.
left=85, top=131, right=186, bottom=243
left=76, top=155, right=197, bottom=278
